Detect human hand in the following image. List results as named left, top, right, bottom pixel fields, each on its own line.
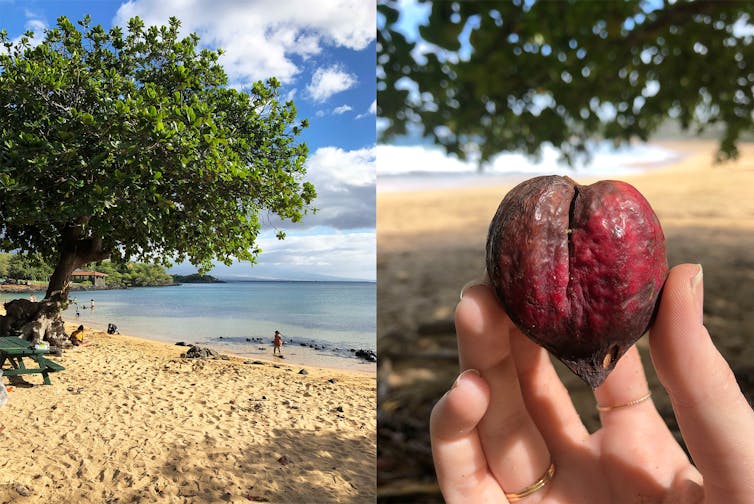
left=430, top=264, right=754, bottom=503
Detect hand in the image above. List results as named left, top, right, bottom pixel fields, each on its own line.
left=430, top=264, right=754, bottom=503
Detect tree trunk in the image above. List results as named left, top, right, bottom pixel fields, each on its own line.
left=45, top=222, right=108, bottom=300
left=0, top=223, right=109, bottom=349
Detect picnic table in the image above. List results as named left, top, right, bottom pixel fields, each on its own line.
left=0, top=338, right=64, bottom=385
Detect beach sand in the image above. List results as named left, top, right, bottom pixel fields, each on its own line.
left=376, top=139, right=754, bottom=501
left=0, top=322, right=376, bottom=503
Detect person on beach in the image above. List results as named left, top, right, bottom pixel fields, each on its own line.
left=107, top=323, right=119, bottom=335
left=273, top=330, right=283, bottom=355
left=90, top=299, right=95, bottom=310
left=431, top=264, right=754, bottom=503
left=69, top=325, right=87, bottom=347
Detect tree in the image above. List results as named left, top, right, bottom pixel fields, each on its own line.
left=0, top=16, right=315, bottom=343
left=0, top=16, right=314, bottom=298
left=378, top=0, right=754, bottom=164
left=0, top=253, right=9, bottom=277
left=8, top=253, right=54, bottom=281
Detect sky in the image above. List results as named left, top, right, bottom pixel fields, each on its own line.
left=0, top=0, right=376, bottom=281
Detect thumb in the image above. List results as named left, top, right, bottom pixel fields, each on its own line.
left=650, top=264, right=754, bottom=499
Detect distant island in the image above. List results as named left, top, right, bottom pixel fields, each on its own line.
left=171, top=273, right=225, bottom=284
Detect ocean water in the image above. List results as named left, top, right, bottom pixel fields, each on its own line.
left=2, top=282, right=376, bottom=369
left=377, top=141, right=681, bottom=192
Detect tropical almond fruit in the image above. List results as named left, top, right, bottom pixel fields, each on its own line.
left=486, top=175, right=668, bottom=388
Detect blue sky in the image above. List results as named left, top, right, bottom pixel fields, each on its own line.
left=1, top=0, right=376, bottom=281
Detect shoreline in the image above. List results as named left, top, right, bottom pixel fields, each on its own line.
left=1, top=288, right=377, bottom=375
left=377, top=139, right=682, bottom=193
left=63, top=320, right=375, bottom=376
left=65, top=316, right=377, bottom=375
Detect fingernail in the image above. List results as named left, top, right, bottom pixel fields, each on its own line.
left=452, top=368, right=480, bottom=389
left=459, top=272, right=489, bottom=300
left=690, top=264, right=704, bottom=324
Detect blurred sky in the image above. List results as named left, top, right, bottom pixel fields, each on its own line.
left=1, top=0, right=376, bottom=281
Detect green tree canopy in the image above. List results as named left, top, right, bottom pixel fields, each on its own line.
left=8, top=253, right=53, bottom=282
left=378, top=0, right=754, bottom=164
left=0, top=15, right=315, bottom=300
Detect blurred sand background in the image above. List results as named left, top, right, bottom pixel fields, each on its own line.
left=0, top=322, right=376, bottom=503
left=376, top=139, right=754, bottom=502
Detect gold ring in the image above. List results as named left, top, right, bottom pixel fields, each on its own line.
left=504, top=461, right=556, bottom=502
left=597, top=391, right=652, bottom=412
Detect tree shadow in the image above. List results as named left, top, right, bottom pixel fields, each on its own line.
left=93, top=427, right=375, bottom=503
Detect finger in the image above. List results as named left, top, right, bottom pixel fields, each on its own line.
left=456, top=285, right=552, bottom=494
left=594, top=346, right=659, bottom=428
left=509, top=329, right=589, bottom=452
left=650, top=264, right=754, bottom=500
left=430, top=369, right=505, bottom=503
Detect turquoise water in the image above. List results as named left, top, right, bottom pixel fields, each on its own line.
left=2, top=282, right=375, bottom=366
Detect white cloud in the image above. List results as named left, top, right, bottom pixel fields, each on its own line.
left=0, top=14, right=46, bottom=55
left=357, top=99, right=376, bottom=119
left=301, top=146, right=375, bottom=229
left=306, top=64, right=357, bottom=102
left=256, top=230, right=375, bottom=280
left=332, top=104, right=352, bottom=115
left=175, top=229, right=376, bottom=281
left=113, top=0, right=375, bottom=86
left=307, top=146, right=375, bottom=189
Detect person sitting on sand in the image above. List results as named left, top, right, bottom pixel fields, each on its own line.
left=273, top=330, right=283, bottom=355
left=69, top=325, right=88, bottom=347
left=107, top=323, right=119, bottom=335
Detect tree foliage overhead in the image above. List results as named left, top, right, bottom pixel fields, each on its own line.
left=378, top=0, right=754, bottom=164
left=0, top=15, right=315, bottom=298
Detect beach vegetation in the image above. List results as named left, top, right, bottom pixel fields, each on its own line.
left=0, top=16, right=314, bottom=311
left=7, top=253, right=54, bottom=282
left=378, top=1, right=754, bottom=164
left=93, top=260, right=174, bottom=288
left=171, top=273, right=224, bottom=284
left=0, top=253, right=9, bottom=278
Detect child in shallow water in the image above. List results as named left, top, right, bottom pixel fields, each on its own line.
left=273, top=330, right=283, bottom=355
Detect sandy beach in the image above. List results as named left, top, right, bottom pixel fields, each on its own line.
left=0, top=321, right=376, bottom=503
left=376, top=139, right=754, bottom=501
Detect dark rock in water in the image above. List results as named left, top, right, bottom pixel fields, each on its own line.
left=349, top=348, right=356, bottom=353
left=183, top=345, right=219, bottom=359
left=175, top=342, right=187, bottom=346
left=218, top=336, right=223, bottom=339
left=300, top=343, right=306, bottom=347
left=246, top=338, right=251, bottom=342
left=355, top=349, right=377, bottom=362
left=298, top=369, right=308, bottom=375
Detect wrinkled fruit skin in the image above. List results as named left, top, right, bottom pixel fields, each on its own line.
left=486, top=175, right=668, bottom=388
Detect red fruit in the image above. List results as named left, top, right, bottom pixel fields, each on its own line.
left=486, top=175, right=667, bottom=388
